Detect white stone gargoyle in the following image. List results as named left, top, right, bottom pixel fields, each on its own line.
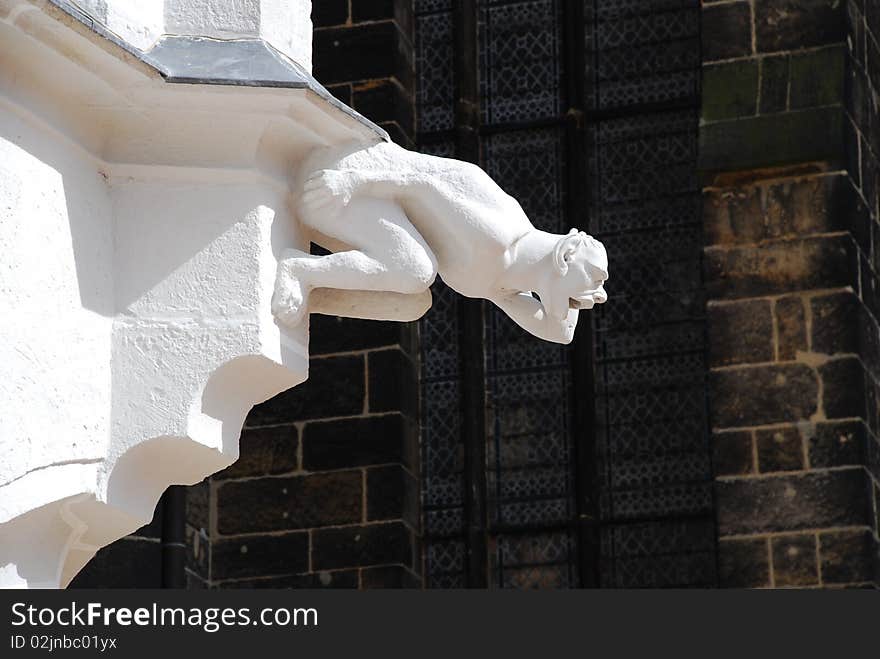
left=274, top=140, right=609, bottom=344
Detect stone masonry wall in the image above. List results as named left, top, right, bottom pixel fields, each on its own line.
left=702, top=0, right=880, bottom=587
left=185, top=318, right=422, bottom=588
left=70, top=506, right=164, bottom=588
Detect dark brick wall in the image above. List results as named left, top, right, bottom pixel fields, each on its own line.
left=185, top=319, right=422, bottom=588
left=313, top=0, right=415, bottom=147
left=69, top=506, right=163, bottom=588
left=701, top=0, right=880, bottom=588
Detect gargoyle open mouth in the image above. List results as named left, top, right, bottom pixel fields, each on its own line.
left=570, top=287, right=608, bottom=309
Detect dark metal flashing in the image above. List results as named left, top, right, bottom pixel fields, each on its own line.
left=43, top=0, right=389, bottom=141
left=146, top=36, right=314, bottom=88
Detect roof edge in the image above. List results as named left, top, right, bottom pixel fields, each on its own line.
left=42, top=0, right=389, bottom=142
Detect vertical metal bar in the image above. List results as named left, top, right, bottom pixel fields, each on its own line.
left=454, top=0, right=481, bottom=163
left=563, top=0, right=600, bottom=588
left=160, top=485, right=187, bottom=588
left=453, top=0, right=488, bottom=588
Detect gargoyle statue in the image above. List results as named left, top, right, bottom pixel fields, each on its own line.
left=273, top=140, right=609, bottom=344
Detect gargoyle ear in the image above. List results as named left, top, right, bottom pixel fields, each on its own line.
left=554, top=230, right=578, bottom=275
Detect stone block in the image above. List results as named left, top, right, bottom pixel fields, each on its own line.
left=809, top=420, right=868, bottom=469
left=702, top=1, right=752, bottom=61
left=353, top=79, right=415, bottom=140
left=704, top=235, right=858, bottom=300
left=775, top=296, right=807, bottom=361
left=700, top=107, right=843, bottom=173
left=217, top=471, right=362, bottom=534
left=819, top=357, right=868, bottom=420
left=308, top=315, right=407, bottom=354
left=351, top=0, right=394, bottom=22
left=211, top=532, right=309, bottom=581
left=710, top=364, right=818, bottom=428
left=312, top=0, right=349, bottom=27
left=717, top=538, right=770, bottom=588
left=313, top=22, right=413, bottom=89
left=819, top=529, right=877, bottom=584
left=217, top=570, right=359, bottom=588
left=755, top=0, right=845, bottom=52
left=756, top=426, right=804, bottom=473
left=368, top=348, right=418, bottom=415
left=366, top=465, right=419, bottom=525
left=716, top=469, right=873, bottom=535
left=302, top=414, right=412, bottom=471
left=789, top=46, right=846, bottom=110
left=708, top=300, right=774, bottom=366
left=68, top=538, right=162, bottom=588
left=215, top=426, right=298, bottom=480
left=771, top=534, right=818, bottom=586
left=712, top=430, right=754, bottom=476
left=760, top=55, right=790, bottom=114
left=247, top=355, right=365, bottom=425
left=702, top=61, right=759, bottom=122
left=186, top=479, right=209, bottom=528
left=311, top=522, right=414, bottom=570
left=360, top=565, right=422, bottom=588
left=703, top=173, right=865, bottom=248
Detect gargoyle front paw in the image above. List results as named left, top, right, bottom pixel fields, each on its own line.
left=299, top=169, right=355, bottom=221
left=272, top=251, right=309, bottom=327
left=272, top=273, right=306, bottom=327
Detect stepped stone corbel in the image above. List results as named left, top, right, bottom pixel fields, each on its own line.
left=0, top=0, right=608, bottom=588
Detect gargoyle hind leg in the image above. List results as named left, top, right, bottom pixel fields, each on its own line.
left=272, top=197, right=438, bottom=327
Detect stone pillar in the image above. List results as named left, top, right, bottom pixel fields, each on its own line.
left=163, top=0, right=313, bottom=71
left=701, top=0, right=879, bottom=588
left=69, top=1, right=313, bottom=70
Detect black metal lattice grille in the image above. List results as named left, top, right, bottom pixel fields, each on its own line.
left=417, top=0, right=581, bottom=589
left=587, top=0, right=716, bottom=587
left=417, top=0, right=715, bottom=588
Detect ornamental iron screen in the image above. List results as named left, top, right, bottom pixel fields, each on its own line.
left=417, top=0, right=716, bottom=588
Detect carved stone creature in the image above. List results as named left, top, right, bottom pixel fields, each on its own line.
left=273, top=140, right=609, bottom=344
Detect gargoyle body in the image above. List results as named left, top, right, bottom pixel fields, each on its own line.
left=273, top=140, right=609, bottom=344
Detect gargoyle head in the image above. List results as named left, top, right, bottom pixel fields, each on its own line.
left=544, top=229, right=609, bottom=321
